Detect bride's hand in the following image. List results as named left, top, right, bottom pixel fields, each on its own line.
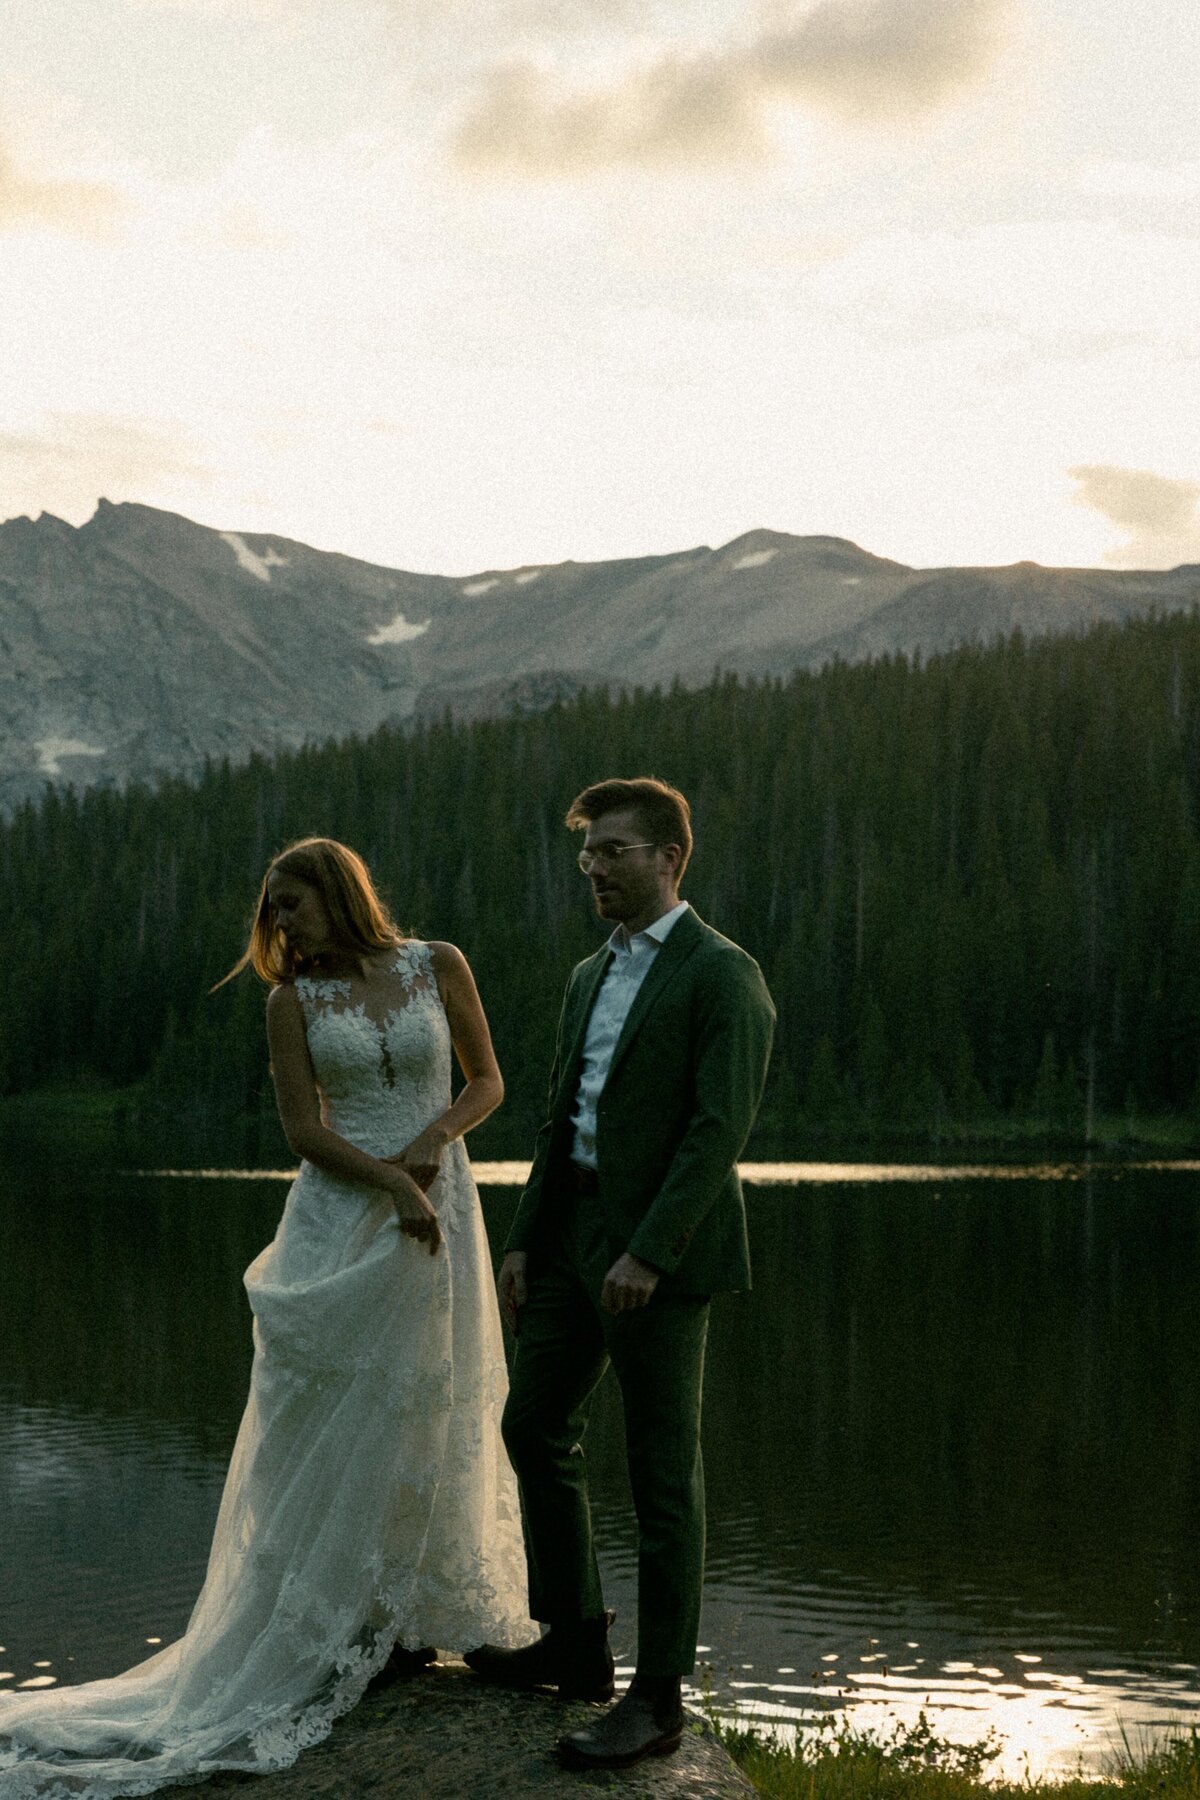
left=386, top=1169, right=443, bottom=1254
left=383, top=1126, right=448, bottom=1194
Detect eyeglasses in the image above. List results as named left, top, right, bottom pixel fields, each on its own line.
left=577, top=841, right=657, bottom=874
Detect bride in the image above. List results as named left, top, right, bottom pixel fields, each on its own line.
left=0, top=837, right=536, bottom=1798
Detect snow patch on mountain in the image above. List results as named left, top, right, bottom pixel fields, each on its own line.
left=462, top=578, right=501, bottom=597
left=513, top=570, right=542, bottom=586
left=367, top=612, right=431, bottom=645
left=731, top=549, right=778, bottom=571
left=220, top=533, right=289, bottom=583
left=36, top=737, right=105, bottom=777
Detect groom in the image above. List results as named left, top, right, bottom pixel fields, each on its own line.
left=466, top=776, right=775, bottom=1770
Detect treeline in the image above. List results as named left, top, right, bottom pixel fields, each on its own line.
left=5, top=608, right=1200, bottom=1158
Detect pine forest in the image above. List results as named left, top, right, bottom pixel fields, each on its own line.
left=5, top=608, right=1200, bottom=1161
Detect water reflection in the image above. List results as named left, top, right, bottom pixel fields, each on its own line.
left=127, top=1157, right=1200, bottom=1185
left=738, top=1159, right=1200, bottom=1182
left=2, top=1159, right=1199, bottom=1778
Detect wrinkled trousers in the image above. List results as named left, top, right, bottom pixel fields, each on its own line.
left=501, top=1183, right=710, bottom=1678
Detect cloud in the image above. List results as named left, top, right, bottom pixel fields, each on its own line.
left=451, top=0, right=1015, bottom=175
left=1070, top=465, right=1200, bottom=570
left=0, top=415, right=213, bottom=524
left=453, top=53, right=768, bottom=172
left=0, top=137, right=128, bottom=239
left=753, top=0, right=1013, bottom=122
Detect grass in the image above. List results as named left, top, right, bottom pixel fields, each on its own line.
left=709, top=1710, right=1200, bottom=1800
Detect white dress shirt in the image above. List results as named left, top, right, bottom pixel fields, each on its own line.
left=570, top=900, right=691, bottom=1170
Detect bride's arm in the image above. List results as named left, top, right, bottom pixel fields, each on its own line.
left=266, top=983, right=442, bottom=1250
left=388, top=943, right=504, bottom=1183
left=432, top=940, right=505, bottom=1136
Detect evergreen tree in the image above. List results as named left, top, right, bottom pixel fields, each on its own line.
left=4, top=606, right=1200, bottom=1153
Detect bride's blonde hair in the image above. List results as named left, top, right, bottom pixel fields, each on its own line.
left=215, top=837, right=402, bottom=988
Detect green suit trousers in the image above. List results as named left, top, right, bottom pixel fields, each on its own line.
left=501, top=1181, right=710, bottom=1678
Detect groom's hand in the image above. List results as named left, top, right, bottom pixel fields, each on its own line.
left=498, top=1251, right=528, bottom=1335
left=600, top=1252, right=660, bottom=1315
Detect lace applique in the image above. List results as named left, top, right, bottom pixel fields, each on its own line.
left=392, top=939, right=435, bottom=993
left=299, top=971, right=352, bottom=1004
left=294, top=942, right=445, bottom=1107
left=296, top=941, right=437, bottom=1029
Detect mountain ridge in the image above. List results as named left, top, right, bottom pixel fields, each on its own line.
left=1, top=499, right=1196, bottom=810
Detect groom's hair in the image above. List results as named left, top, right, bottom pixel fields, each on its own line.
left=565, top=777, right=693, bottom=879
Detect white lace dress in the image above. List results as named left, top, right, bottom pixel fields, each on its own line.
left=0, top=941, right=535, bottom=1799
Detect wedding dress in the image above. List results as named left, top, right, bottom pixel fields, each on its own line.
left=0, top=941, right=535, bottom=1798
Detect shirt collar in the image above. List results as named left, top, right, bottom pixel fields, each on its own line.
left=607, top=898, right=690, bottom=956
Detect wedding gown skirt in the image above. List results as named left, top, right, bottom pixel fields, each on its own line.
left=0, top=942, right=535, bottom=1798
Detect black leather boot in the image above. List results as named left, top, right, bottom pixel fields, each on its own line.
left=463, top=1611, right=615, bottom=1701
left=556, top=1673, right=684, bottom=1769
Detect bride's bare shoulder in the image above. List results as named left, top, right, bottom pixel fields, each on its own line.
left=423, top=940, right=470, bottom=974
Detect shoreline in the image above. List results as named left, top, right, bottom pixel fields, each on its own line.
left=713, top=1709, right=1200, bottom=1799
left=2, top=1082, right=1198, bottom=1168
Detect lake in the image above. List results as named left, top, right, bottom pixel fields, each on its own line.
left=2, top=1153, right=1199, bottom=1780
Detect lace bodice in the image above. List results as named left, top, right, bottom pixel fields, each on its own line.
left=296, top=941, right=450, bottom=1158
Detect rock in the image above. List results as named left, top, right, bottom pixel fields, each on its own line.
left=157, top=1660, right=755, bottom=1799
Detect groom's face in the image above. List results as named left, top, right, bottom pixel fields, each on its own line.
left=581, top=807, right=669, bottom=929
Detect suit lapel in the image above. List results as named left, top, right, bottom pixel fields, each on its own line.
left=604, top=907, right=703, bottom=1086
left=554, top=946, right=613, bottom=1111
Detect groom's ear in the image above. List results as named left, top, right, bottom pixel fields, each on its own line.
left=660, top=842, right=683, bottom=882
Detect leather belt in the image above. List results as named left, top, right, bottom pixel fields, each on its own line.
left=567, top=1162, right=600, bottom=1195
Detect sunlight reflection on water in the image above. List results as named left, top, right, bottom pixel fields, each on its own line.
left=676, top=1567, right=1200, bottom=1781
left=698, top=1669, right=1200, bottom=1785
left=132, top=1158, right=1200, bottom=1185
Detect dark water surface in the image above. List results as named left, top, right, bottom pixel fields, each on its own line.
left=2, top=1155, right=1199, bottom=1778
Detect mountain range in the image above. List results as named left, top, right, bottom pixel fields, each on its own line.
left=2, top=497, right=1197, bottom=811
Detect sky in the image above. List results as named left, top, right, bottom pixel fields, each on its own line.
left=1, top=0, right=1198, bottom=575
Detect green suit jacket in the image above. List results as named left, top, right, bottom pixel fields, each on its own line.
left=506, top=907, right=776, bottom=1295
